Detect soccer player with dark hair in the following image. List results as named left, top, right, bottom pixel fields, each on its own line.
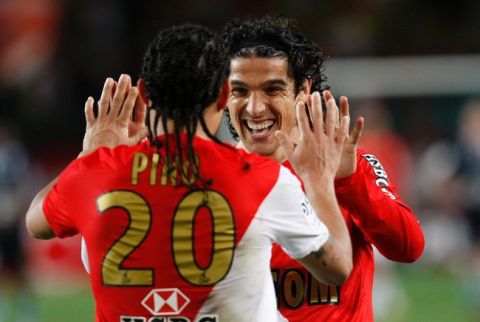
left=26, top=24, right=353, bottom=321
left=223, top=16, right=425, bottom=322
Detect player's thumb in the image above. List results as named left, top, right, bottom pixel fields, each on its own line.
left=275, top=130, right=294, bottom=157
left=131, top=126, right=149, bottom=145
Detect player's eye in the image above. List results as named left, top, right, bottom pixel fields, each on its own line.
left=231, top=87, right=248, bottom=97
left=265, top=86, right=282, bottom=95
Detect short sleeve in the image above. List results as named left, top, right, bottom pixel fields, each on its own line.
left=257, top=166, right=329, bottom=259
left=42, top=163, right=80, bottom=238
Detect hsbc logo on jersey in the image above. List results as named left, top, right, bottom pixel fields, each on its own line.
left=120, top=315, right=218, bottom=322
left=142, top=288, right=190, bottom=315
left=119, top=288, right=218, bottom=321
left=362, top=154, right=397, bottom=200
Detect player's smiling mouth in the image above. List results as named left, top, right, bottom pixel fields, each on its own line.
left=243, top=120, right=275, bottom=139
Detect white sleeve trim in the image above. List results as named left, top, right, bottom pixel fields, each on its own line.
left=256, top=166, right=329, bottom=259
left=81, top=237, right=90, bottom=274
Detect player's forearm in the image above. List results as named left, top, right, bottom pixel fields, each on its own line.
left=304, top=175, right=351, bottom=251
left=302, top=175, right=353, bottom=283
left=350, top=193, right=423, bottom=262
left=25, top=177, right=58, bottom=239
left=335, top=160, right=424, bottom=262
left=299, top=235, right=352, bottom=285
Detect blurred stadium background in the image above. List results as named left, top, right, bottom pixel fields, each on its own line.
left=1, top=0, right=480, bottom=321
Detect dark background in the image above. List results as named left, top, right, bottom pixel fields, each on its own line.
left=1, top=1, right=480, bottom=321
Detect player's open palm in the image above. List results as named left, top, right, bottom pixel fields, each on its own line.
left=322, top=91, right=365, bottom=179
left=275, top=91, right=350, bottom=181
left=82, top=74, right=148, bottom=155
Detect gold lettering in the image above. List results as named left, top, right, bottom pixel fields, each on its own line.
left=97, top=191, right=153, bottom=286
left=328, top=285, right=339, bottom=303
left=150, top=153, right=160, bottom=185
left=161, top=158, right=177, bottom=185
left=272, top=270, right=341, bottom=308
left=272, top=269, right=281, bottom=308
left=131, top=152, right=149, bottom=185
left=182, top=155, right=199, bottom=185
left=283, top=270, right=304, bottom=309
left=182, top=159, right=193, bottom=185
left=132, top=153, right=199, bottom=187
left=172, top=191, right=234, bottom=285
left=308, top=274, right=340, bottom=304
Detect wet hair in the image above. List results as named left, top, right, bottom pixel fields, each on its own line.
left=222, top=15, right=328, bottom=139
left=140, top=24, right=230, bottom=186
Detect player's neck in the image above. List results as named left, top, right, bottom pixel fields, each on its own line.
left=236, top=140, right=288, bottom=163
left=152, top=102, right=223, bottom=140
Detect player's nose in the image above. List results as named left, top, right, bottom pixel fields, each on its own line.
left=245, top=92, right=267, bottom=116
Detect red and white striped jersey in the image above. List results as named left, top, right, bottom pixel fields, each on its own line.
left=272, top=149, right=425, bottom=322
left=43, top=135, right=329, bottom=322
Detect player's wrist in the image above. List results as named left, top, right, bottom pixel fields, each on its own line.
left=303, top=174, right=336, bottom=202
left=301, top=171, right=335, bottom=187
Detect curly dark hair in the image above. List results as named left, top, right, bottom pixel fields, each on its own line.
left=223, top=15, right=327, bottom=93
left=222, top=15, right=328, bottom=139
left=140, top=24, right=230, bottom=186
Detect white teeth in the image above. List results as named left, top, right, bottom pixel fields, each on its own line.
left=246, top=120, right=274, bottom=131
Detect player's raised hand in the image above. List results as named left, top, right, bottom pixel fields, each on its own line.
left=322, top=90, right=364, bottom=179
left=81, top=74, right=148, bottom=157
left=275, top=91, right=350, bottom=181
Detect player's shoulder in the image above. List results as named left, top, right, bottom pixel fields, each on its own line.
left=197, top=138, right=281, bottom=172
left=76, top=143, right=144, bottom=170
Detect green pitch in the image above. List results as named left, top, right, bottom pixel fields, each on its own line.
left=1, top=266, right=472, bottom=322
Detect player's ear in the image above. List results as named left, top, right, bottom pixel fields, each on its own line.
left=217, top=80, right=230, bottom=111
left=295, top=78, right=312, bottom=103
left=137, top=79, right=152, bottom=107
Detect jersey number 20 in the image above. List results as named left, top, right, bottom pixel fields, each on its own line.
left=97, top=190, right=235, bottom=287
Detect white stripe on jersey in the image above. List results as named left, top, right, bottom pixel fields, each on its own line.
left=197, top=166, right=329, bottom=321
left=79, top=166, right=329, bottom=321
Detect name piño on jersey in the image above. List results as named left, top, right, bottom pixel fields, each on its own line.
left=131, top=152, right=198, bottom=186
left=361, top=154, right=396, bottom=200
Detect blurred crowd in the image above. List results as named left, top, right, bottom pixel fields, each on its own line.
left=350, top=98, right=480, bottom=321
left=1, top=0, right=480, bottom=321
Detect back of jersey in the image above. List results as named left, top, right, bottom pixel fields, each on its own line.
left=44, top=136, right=326, bottom=322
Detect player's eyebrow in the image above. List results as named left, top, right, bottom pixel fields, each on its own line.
left=230, top=80, right=248, bottom=87
left=262, top=79, right=288, bottom=87
left=230, top=79, right=288, bottom=87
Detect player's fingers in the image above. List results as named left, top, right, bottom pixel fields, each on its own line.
left=310, top=91, right=324, bottom=135
left=339, top=96, right=349, bottom=121
left=119, top=87, right=138, bottom=123
left=111, top=74, right=131, bottom=117
left=125, top=79, right=132, bottom=97
left=110, top=82, right=117, bottom=104
left=323, top=90, right=338, bottom=137
left=133, top=92, right=147, bottom=124
left=98, top=78, right=114, bottom=117
left=304, top=94, right=313, bottom=130
left=274, top=130, right=295, bottom=159
left=306, top=94, right=313, bottom=112
left=350, top=116, right=364, bottom=145
left=84, top=97, right=95, bottom=127
left=296, top=101, right=311, bottom=139
left=323, top=91, right=338, bottom=128
left=117, top=78, right=133, bottom=106
left=337, top=115, right=350, bottom=144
